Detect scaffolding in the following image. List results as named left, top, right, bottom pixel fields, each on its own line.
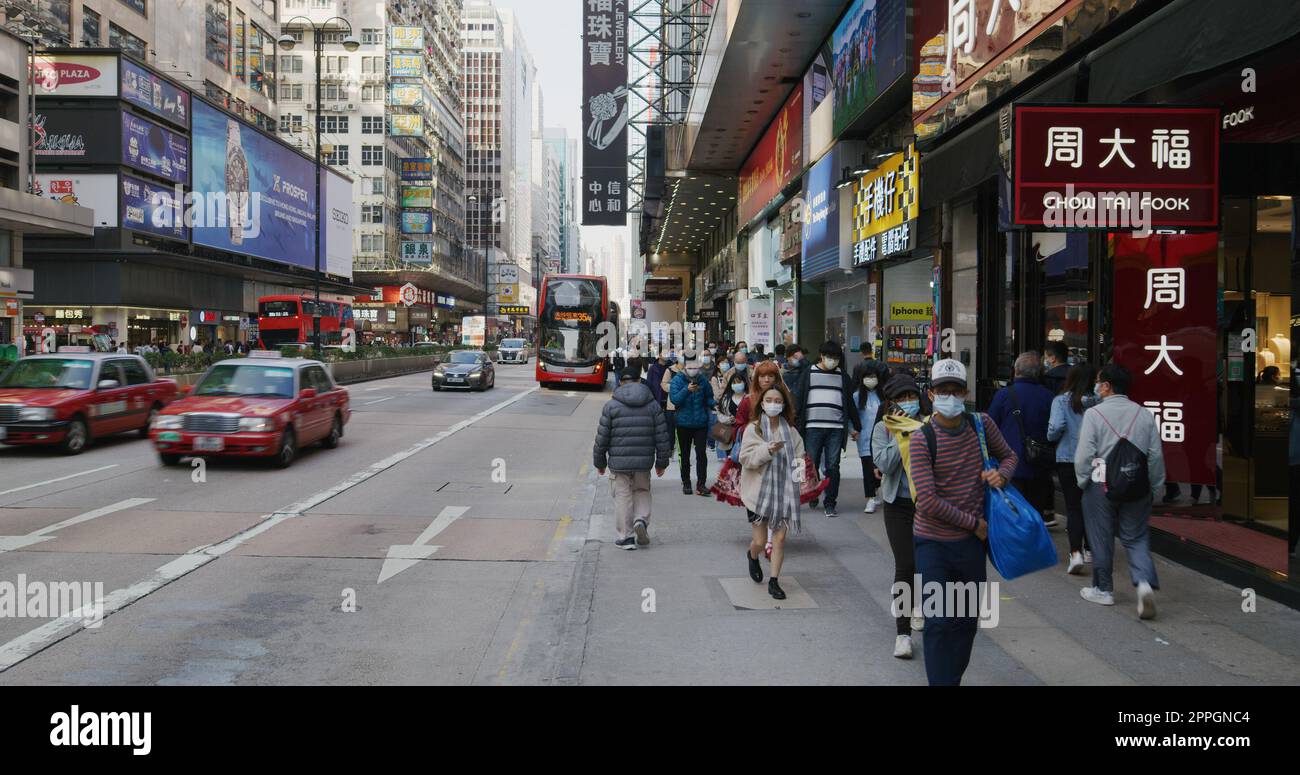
left=625, top=0, right=711, bottom=215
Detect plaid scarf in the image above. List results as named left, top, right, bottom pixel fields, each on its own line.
left=755, top=415, right=800, bottom=534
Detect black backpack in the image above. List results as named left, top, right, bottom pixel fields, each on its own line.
left=1097, top=409, right=1150, bottom=503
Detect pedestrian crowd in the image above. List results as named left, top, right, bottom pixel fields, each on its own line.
left=593, top=337, right=1167, bottom=685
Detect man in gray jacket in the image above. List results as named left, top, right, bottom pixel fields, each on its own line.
left=594, top=367, right=672, bottom=550
left=1073, top=363, right=1166, bottom=619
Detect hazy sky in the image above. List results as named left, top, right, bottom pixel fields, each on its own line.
left=494, top=0, right=630, bottom=265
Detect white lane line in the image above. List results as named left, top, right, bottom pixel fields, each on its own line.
left=363, top=397, right=395, bottom=405
left=0, top=465, right=120, bottom=498
left=0, top=387, right=539, bottom=673
left=0, top=498, right=155, bottom=554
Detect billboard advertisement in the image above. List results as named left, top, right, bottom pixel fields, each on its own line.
left=400, top=157, right=433, bottom=180
left=401, top=210, right=433, bottom=234
left=33, top=53, right=119, bottom=97
left=581, top=0, right=629, bottom=226
left=851, top=143, right=919, bottom=265
left=122, top=112, right=189, bottom=184
left=34, top=173, right=118, bottom=228
left=462, top=316, right=486, bottom=347
left=33, top=108, right=119, bottom=162
left=738, top=82, right=804, bottom=225
left=1013, top=106, right=1221, bottom=228
left=121, top=174, right=188, bottom=241
left=400, top=241, right=434, bottom=265
left=401, top=185, right=433, bottom=208
left=389, top=26, right=424, bottom=50
left=121, top=59, right=189, bottom=126
left=389, top=54, right=424, bottom=78
left=832, top=0, right=907, bottom=137
left=389, top=84, right=424, bottom=107
left=389, top=114, right=424, bottom=137
left=801, top=149, right=840, bottom=281
left=191, top=100, right=317, bottom=267
left=323, top=170, right=353, bottom=280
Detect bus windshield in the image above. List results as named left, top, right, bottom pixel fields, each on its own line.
left=540, top=278, right=602, bottom=366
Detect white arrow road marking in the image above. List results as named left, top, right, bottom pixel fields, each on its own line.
left=0, top=465, right=120, bottom=498
left=565, top=391, right=577, bottom=398
left=377, top=506, right=469, bottom=584
left=0, top=498, right=154, bottom=554
left=0, top=387, right=539, bottom=674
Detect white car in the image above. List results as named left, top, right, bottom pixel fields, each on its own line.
left=497, top=338, right=529, bottom=364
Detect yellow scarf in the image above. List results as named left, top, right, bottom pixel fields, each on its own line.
left=883, top=413, right=928, bottom=498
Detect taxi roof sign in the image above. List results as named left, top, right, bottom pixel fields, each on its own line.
left=248, top=350, right=284, bottom=359
left=57, top=346, right=93, bottom=353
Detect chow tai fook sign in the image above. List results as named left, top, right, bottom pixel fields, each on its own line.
left=1013, top=106, right=1220, bottom=229
left=581, top=0, right=629, bottom=226
left=1111, top=232, right=1217, bottom=484
left=738, top=83, right=804, bottom=226
left=852, top=143, right=919, bottom=265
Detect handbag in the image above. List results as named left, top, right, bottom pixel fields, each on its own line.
left=1008, top=384, right=1056, bottom=467
left=973, top=415, right=1058, bottom=580
left=710, top=416, right=735, bottom=445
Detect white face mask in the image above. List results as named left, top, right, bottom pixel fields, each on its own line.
left=822, top=357, right=839, bottom=370
left=864, top=377, right=878, bottom=389
left=731, top=383, right=746, bottom=393
left=685, top=368, right=699, bottom=377
left=762, top=402, right=784, bottom=417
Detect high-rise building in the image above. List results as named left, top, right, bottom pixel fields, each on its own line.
left=543, top=128, right=580, bottom=276
left=2, top=0, right=281, bottom=132
left=462, top=0, right=533, bottom=316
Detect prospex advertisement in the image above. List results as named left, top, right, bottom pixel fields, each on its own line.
left=851, top=143, right=919, bottom=265
left=190, top=100, right=317, bottom=268
left=122, top=112, right=189, bottom=184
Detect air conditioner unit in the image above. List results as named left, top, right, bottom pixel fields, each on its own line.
left=305, top=103, right=314, bottom=110
left=347, top=103, right=357, bottom=110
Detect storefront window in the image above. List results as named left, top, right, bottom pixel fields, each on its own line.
left=1033, top=232, right=1092, bottom=364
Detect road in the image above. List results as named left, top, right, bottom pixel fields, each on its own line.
left=1, top=364, right=1298, bottom=685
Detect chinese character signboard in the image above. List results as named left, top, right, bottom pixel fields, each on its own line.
left=499, top=305, right=531, bottom=316
left=401, top=210, right=433, bottom=234
left=389, top=54, right=424, bottom=78
left=401, top=185, right=433, bottom=208
left=1111, top=232, right=1217, bottom=484
left=739, top=83, right=804, bottom=226
left=581, top=0, right=629, bottom=226
left=400, top=157, right=433, bottom=181
left=389, top=114, right=424, bottom=137
left=389, top=26, right=424, bottom=50
left=851, top=143, right=919, bottom=265
left=400, top=241, right=433, bottom=265
left=1014, top=106, right=1220, bottom=229
left=389, top=84, right=424, bottom=107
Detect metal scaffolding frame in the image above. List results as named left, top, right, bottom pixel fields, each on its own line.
left=625, top=0, right=710, bottom=215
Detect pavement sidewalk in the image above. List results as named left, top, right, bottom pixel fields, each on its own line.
left=572, top=432, right=1300, bottom=685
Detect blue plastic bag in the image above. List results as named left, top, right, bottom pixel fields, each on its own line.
left=973, top=415, right=1058, bottom=580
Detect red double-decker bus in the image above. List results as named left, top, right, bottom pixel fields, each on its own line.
left=536, top=274, right=610, bottom=389
left=256, top=295, right=354, bottom=349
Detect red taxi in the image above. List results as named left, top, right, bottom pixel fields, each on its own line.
left=150, top=352, right=350, bottom=468
left=0, top=350, right=178, bottom=454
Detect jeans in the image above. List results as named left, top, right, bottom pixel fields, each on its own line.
left=663, top=408, right=676, bottom=459
left=676, top=425, right=708, bottom=487
left=883, top=498, right=916, bottom=636
left=804, top=426, right=845, bottom=506
left=860, top=455, right=878, bottom=499
left=1081, top=482, right=1159, bottom=594
left=915, top=535, right=987, bottom=687
left=1055, top=462, right=1089, bottom=554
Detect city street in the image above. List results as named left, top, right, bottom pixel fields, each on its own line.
left=1, top=364, right=1297, bottom=686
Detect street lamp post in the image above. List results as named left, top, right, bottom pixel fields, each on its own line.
left=278, top=18, right=359, bottom=358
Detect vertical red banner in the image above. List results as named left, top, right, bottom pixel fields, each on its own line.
left=1111, top=232, right=1217, bottom=484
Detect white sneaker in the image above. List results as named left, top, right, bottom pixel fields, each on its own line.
left=1137, top=582, right=1157, bottom=620
left=1083, top=549, right=1093, bottom=564
left=1042, top=515, right=1060, bottom=529
left=865, top=497, right=879, bottom=514
left=1080, top=586, right=1114, bottom=606
left=1067, top=551, right=1085, bottom=575
left=910, top=613, right=924, bottom=633
left=893, top=634, right=913, bottom=659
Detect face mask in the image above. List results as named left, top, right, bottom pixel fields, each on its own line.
left=734, top=363, right=747, bottom=372
left=1094, top=383, right=1103, bottom=398
left=763, top=402, right=784, bottom=417
left=822, top=357, right=839, bottom=370
left=898, top=400, right=920, bottom=417
left=738, top=348, right=748, bottom=355
left=933, top=394, right=965, bottom=418
left=864, top=377, right=879, bottom=390
left=788, top=356, right=800, bottom=366
left=731, top=383, right=746, bottom=393
left=700, top=357, right=712, bottom=366
left=685, top=368, right=699, bottom=378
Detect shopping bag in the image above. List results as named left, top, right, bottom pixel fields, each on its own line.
left=973, top=415, right=1057, bottom=580
left=798, top=453, right=830, bottom=504
left=710, top=456, right=744, bottom=507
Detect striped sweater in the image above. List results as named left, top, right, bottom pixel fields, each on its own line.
left=805, top=366, right=846, bottom=429
left=908, top=413, right=1018, bottom=541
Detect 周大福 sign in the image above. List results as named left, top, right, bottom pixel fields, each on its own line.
left=851, top=143, right=919, bottom=265
left=1013, top=105, right=1220, bottom=229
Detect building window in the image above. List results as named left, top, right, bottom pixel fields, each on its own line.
left=369, top=177, right=384, bottom=195
left=234, top=12, right=246, bottom=80
left=279, top=114, right=303, bottom=133
left=361, top=56, right=382, bottom=74
left=361, top=234, right=383, bottom=252
left=361, top=28, right=381, bottom=45
left=361, top=145, right=382, bottom=166
left=81, top=7, right=101, bottom=45
left=280, top=55, right=302, bottom=73
left=321, top=83, right=345, bottom=102
left=322, top=145, right=349, bottom=165
left=252, top=109, right=275, bottom=134
left=361, top=116, right=383, bottom=134
left=250, top=24, right=273, bottom=100
left=362, top=205, right=383, bottom=224
left=108, top=23, right=147, bottom=59
left=361, top=84, right=382, bottom=102
left=205, top=0, right=229, bottom=69
left=318, top=115, right=348, bottom=133
left=280, top=83, right=303, bottom=102
left=204, top=80, right=231, bottom=109
left=118, top=0, right=146, bottom=17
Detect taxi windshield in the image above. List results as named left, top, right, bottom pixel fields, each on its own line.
left=194, top=364, right=296, bottom=398
left=448, top=351, right=482, bottom=364
left=0, top=359, right=95, bottom=389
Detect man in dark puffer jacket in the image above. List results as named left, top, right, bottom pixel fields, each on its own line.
left=594, top=367, right=672, bottom=550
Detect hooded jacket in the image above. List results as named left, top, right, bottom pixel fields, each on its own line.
left=669, top=370, right=714, bottom=428
left=593, top=381, right=672, bottom=472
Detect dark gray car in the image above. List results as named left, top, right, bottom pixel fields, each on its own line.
left=432, top=350, right=495, bottom=391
